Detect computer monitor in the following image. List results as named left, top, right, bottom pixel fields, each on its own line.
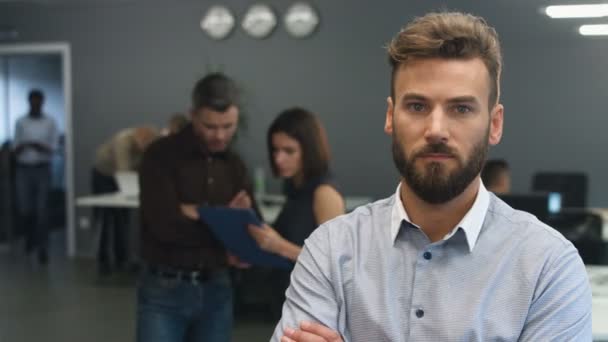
left=548, top=192, right=562, bottom=214
left=498, top=193, right=551, bottom=223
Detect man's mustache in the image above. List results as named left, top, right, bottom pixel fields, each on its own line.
left=413, top=144, right=457, bottom=159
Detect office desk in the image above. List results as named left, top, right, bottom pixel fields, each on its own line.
left=590, top=266, right=608, bottom=341
left=75, top=193, right=373, bottom=223
left=595, top=297, right=608, bottom=341
left=76, top=193, right=280, bottom=222
left=76, top=193, right=138, bottom=208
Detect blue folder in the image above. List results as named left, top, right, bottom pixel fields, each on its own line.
left=198, top=207, right=293, bottom=269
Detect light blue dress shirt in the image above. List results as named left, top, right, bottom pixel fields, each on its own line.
left=271, top=182, right=592, bottom=341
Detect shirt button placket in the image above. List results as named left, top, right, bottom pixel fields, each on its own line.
left=207, top=156, right=214, bottom=187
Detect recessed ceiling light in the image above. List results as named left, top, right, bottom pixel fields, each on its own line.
left=545, top=4, right=608, bottom=18
left=579, top=24, right=608, bottom=35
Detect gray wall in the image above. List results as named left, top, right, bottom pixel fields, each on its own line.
left=1, top=1, right=607, bottom=254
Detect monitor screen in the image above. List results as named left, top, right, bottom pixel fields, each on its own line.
left=498, top=193, right=550, bottom=223
left=548, top=192, right=562, bottom=214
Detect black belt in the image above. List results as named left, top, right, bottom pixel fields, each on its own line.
left=17, top=162, right=50, bottom=168
left=146, top=265, right=214, bottom=283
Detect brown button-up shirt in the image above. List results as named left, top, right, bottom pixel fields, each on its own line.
left=139, top=124, right=255, bottom=271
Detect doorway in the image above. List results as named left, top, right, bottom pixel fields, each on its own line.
left=0, top=42, right=74, bottom=257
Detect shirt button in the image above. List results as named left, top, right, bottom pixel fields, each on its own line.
left=423, top=251, right=432, bottom=260
left=415, top=309, right=424, bottom=318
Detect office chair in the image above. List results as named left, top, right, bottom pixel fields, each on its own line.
left=548, top=211, right=606, bottom=265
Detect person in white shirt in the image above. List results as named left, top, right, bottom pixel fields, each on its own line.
left=13, top=89, right=59, bottom=265
left=92, top=126, right=158, bottom=276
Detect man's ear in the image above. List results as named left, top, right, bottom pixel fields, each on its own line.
left=489, top=103, right=504, bottom=146
left=385, top=96, right=394, bottom=136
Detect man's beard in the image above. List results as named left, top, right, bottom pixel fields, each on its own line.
left=391, top=128, right=489, bottom=204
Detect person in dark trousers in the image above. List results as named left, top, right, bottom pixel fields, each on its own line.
left=137, top=73, right=255, bottom=342
left=13, top=89, right=58, bottom=265
left=247, top=108, right=345, bottom=318
left=92, top=126, right=158, bottom=275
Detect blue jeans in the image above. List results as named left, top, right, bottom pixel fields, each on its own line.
left=136, top=269, right=233, bottom=342
left=15, top=163, right=50, bottom=253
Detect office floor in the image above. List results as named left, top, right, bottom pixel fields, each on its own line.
left=0, top=231, right=276, bottom=342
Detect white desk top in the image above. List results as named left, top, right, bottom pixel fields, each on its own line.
left=590, top=266, right=608, bottom=341
left=594, top=297, right=608, bottom=341
left=75, top=193, right=373, bottom=223
left=75, top=192, right=283, bottom=222
left=76, top=193, right=138, bottom=208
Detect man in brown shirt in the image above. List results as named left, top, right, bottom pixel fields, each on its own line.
left=137, top=73, right=254, bottom=342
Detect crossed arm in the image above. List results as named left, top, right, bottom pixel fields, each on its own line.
left=281, top=321, right=343, bottom=342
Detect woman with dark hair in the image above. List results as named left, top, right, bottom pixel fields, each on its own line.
left=248, top=108, right=344, bottom=260
left=247, top=107, right=344, bottom=318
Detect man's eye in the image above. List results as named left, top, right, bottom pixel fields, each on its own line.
left=455, top=105, right=472, bottom=114
left=407, top=103, right=426, bottom=112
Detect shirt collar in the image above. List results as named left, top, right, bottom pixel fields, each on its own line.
left=390, top=180, right=490, bottom=252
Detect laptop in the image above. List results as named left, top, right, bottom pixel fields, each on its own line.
left=114, top=171, right=139, bottom=198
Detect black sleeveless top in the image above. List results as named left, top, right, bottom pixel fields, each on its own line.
left=273, top=175, right=338, bottom=247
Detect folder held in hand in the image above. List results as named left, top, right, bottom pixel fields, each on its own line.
left=198, top=207, right=293, bottom=269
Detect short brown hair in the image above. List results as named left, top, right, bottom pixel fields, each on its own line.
left=387, top=12, right=502, bottom=108
left=191, top=73, right=238, bottom=112
left=267, top=108, right=331, bottom=183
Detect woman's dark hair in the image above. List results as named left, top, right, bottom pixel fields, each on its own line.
left=267, top=107, right=330, bottom=183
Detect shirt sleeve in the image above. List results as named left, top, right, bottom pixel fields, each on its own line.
left=139, top=143, right=205, bottom=246
left=270, top=226, right=347, bottom=341
left=232, top=155, right=263, bottom=220
left=518, top=242, right=592, bottom=341
left=13, top=118, right=24, bottom=148
left=45, top=117, right=59, bottom=151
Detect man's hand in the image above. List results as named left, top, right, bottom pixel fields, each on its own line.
left=29, top=142, right=51, bottom=153
left=180, top=204, right=199, bottom=220
left=282, top=321, right=343, bottom=342
left=228, top=190, right=252, bottom=209
left=227, top=252, right=251, bottom=269
left=14, top=142, right=40, bottom=155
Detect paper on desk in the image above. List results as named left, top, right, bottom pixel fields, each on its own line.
left=198, top=207, right=293, bottom=269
